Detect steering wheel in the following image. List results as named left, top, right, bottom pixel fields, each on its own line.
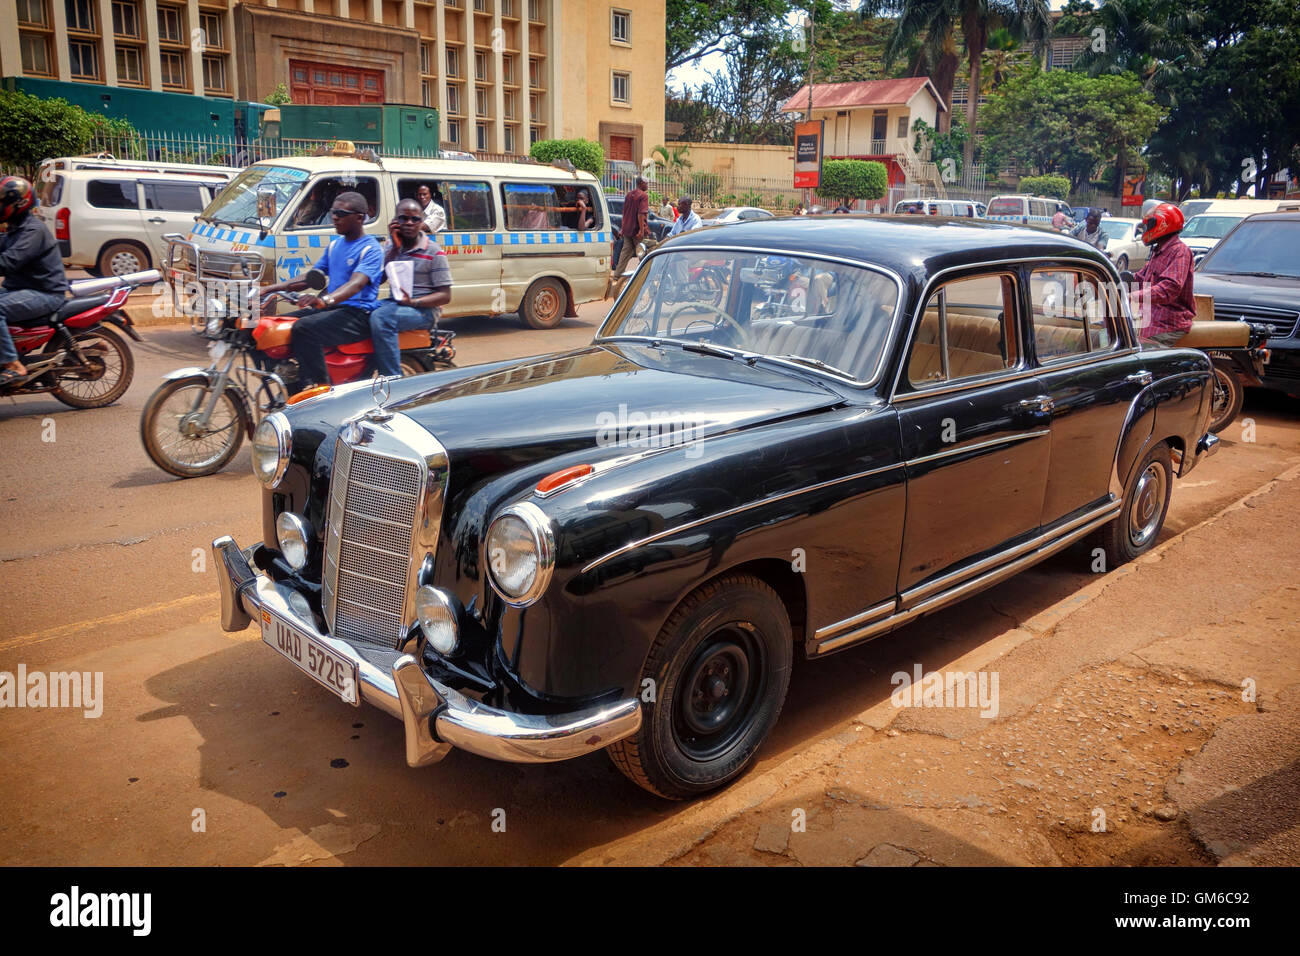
left=668, top=302, right=749, bottom=348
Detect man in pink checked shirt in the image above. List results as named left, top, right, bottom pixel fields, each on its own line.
left=1131, top=203, right=1195, bottom=347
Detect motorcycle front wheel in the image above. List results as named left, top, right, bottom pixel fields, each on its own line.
left=140, top=376, right=246, bottom=478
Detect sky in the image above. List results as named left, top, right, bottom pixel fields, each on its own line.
left=666, top=0, right=1075, bottom=93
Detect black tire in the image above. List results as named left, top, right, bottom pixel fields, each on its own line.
left=1099, top=441, right=1173, bottom=568
left=519, top=277, right=567, bottom=330
left=398, top=354, right=429, bottom=376
left=607, top=573, right=793, bottom=799
left=97, top=241, right=150, bottom=278
left=1208, top=362, right=1245, bottom=435
left=140, top=376, right=246, bottom=478
left=49, top=326, right=135, bottom=408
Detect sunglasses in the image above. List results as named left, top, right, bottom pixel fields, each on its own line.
left=329, top=207, right=362, bottom=218
left=395, top=215, right=423, bottom=223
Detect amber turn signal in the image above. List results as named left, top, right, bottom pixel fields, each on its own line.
left=287, top=384, right=332, bottom=405
left=536, top=464, right=593, bottom=495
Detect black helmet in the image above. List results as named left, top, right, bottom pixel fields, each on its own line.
left=0, top=176, right=36, bottom=224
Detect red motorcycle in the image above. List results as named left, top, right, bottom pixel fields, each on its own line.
left=2, top=270, right=153, bottom=407
left=140, top=267, right=455, bottom=478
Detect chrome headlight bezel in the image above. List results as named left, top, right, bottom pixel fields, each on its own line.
left=485, top=501, right=556, bottom=608
left=415, top=585, right=460, bottom=655
left=251, top=412, right=291, bottom=488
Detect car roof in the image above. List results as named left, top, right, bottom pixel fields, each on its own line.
left=660, top=216, right=1114, bottom=283
left=246, top=154, right=600, bottom=184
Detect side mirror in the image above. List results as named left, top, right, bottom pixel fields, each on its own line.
left=256, top=187, right=277, bottom=233
left=302, top=269, right=327, bottom=291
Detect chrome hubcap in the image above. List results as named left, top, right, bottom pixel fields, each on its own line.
left=1128, top=463, right=1166, bottom=548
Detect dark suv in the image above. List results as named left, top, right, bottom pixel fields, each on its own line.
left=1194, top=212, right=1300, bottom=397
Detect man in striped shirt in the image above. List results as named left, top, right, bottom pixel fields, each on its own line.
left=368, top=198, right=453, bottom=377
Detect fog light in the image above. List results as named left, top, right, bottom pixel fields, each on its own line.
left=415, top=586, right=459, bottom=655
left=276, top=511, right=311, bottom=570
left=286, top=589, right=313, bottom=622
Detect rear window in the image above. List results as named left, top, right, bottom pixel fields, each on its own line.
left=37, top=172, right=64, bottom=207
left=988, top=198, right=1021, bottom=216
left=87, top=179, right=138, bottom=209
left=143, top=181, right=206, bottom=212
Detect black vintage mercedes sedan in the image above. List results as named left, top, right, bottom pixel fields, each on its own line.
left=213, top=216, right=1221, bottom=799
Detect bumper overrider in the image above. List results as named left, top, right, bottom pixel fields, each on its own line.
left=212, top=536, right=642, bottom=768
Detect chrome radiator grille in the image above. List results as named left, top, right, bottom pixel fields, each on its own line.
left=323, top=439, right=423, bottom=648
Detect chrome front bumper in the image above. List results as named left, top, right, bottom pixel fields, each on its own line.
left=212, top=535, right=642, bottom=768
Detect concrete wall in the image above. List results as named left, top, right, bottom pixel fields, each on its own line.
left=665, top=142, right=796, bottom=185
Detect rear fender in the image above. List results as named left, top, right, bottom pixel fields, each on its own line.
left=104, top=310, right=143, bottom=342
left=62, top=287, right=131, bottom=329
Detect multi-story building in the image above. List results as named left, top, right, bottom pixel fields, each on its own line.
left=1, top=0, right=664, bottom=161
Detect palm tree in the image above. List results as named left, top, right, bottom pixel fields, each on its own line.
left=980, top=26, right=1032, bottom=92
left=1069, top=0, right=1202, bottom=100
left=859, top=0, right=962, bottom=134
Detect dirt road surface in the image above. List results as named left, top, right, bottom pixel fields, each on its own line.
left=2, top=300, right=1298, bottom=866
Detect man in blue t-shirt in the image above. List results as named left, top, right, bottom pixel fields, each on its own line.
left=259, top=190, right=384, bottom=389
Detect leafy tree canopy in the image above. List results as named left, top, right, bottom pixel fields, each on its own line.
left=820, top=159, right=888, bottom=201
left=529, top=138, right=605, bottom=177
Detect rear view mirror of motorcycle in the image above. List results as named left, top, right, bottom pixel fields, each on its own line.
left=302, top=269, right=327, bottom=291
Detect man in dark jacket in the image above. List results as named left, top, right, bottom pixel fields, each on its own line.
left=0, top=176, right=69, bottom=386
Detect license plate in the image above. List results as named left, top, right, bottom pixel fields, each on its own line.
left=261, top=608, right=359, bottom=705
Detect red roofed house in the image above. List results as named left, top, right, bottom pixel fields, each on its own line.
left=780, top=78, right=950, bottom=198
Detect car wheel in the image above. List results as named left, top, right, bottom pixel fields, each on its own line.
left=519, top=277, right=566, bottom=330
left=97, top=241, right=150, bottom=277
left=1115, top=253, right=1129, bottom=271
left=1099, top=441, right=1172, bottom=567
left=607, top=573, right=792, bottom=799
left=1207, top=362, right=1245, bottom=435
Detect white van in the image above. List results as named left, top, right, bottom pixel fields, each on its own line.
left=1178, top=197, right=1289, bottom=220
left=175, top=147, right=611, bottom=329
left=34, top=156, right=237, bottom=276
left=892, top=198, right=981, bottom=217
left=985, top=194, right=1072, bottom=227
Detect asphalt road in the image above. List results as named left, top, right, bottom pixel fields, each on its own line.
left=1, top=303, right=1298, bottom=865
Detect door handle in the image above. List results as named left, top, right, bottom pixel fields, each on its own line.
left=1018, top=395, right=1054, bottom=413
left=1126, top=371, right=1153, bottom=386
left=147, top=217, right=167, bottom=224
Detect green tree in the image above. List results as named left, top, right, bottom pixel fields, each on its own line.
left=665, top=0, right=795, bottom=71
left=0, top=89, right=102, bottom=177
left=980, top=26, right=1033, bottom=92
left=978, top=67, right=1159, bottom=191
left=1017, top=173, right=1071, bottom=199
left=650, top=144, right=693, bottom=176
left=529, top=138, right=604, bottom=177
left=912, top=116, right=968, bottom=174
left=265, top=83, right=292, bottom=106
left=858, top=0, right=962, bottom=134
left=819, top=159, right=888, bottom=203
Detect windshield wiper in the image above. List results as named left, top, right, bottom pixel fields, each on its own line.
left=769, top=354, right=853, bottom=378
left=1230, top=271, right=1293, bottom=279
left=680, top=341, right=743, bottom=360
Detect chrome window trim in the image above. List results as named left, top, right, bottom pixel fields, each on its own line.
left=888, top=254, right=1131, bottom=404
left=594, top=243, right=907, bottom=389
left=1026, top=263, right=1126, bottom=365
left=581, top=460, right=903, bottom=575
left=904, top=268, right=1025, bottom=392
left=485, top=500, right=556, bottom=608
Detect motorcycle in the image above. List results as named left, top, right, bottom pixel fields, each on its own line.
left=1, top=269, right=153, bottom=407
left=139, top=267, right=455, bottom=479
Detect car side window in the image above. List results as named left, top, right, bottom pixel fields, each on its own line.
left=288, top=176, right=380, bottom=229
left=1029, top=200, right=1049, bottom=218
left=442, top=181, right=494, bottom=231
left=1028, top=267, right=1118, bottom=361
left=87, top=179, right=138, bottom=209
left=908, top=273, right=1018, bottom=387
left=142, top=181, right=205, bottom=212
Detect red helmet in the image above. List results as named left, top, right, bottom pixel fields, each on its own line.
left=1140, top=202, right=1184, bottom=245
left=0, top=175, right=35, bottom=224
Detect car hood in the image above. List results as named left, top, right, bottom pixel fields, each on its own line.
left=1194, top=271, right=1300, bottom=308
left=385, top=342, right=845, bottom=486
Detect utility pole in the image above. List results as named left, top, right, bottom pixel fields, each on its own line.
left=804, top=5, right=816, bottom=209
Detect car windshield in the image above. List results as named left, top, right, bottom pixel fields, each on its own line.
left=1182, top=215, right=1242, bottom=239
left=201, top=164, right=310, bottom=225
left=1200, top=219, right=1300, bottom=278
left=1099, top=220, right=1133, bottom=240
left=717, top=208, right=736, bottom=218
left=598, top=250, right=900, bottom=383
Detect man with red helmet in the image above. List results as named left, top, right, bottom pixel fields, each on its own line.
left=1131, top=202, right=1195, bottom=347
left=0, top=175, right=69, bottom=386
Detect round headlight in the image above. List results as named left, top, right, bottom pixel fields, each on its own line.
left=415, top=586, right=459, bottom=655
left=485, top=502, right=555, bottom=607
left=251, top=412, right=291, bottom=487
left=275, top=511, right=311, bottom=571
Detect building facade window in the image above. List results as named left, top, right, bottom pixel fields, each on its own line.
left=111, top=0, right=139, bottom=37
left=422, top=79, right=434, bottom=107
left=504, top=126, right=515, bottom=153
left=528, top=0, right=542, bottom=23
left=67, top=39, right=98, bottom=79
left=529, top=92, right=540, bottom=122
left=447, top=119, right=461, bottom=143
left=501, top=0, right=514, bottom=16
left=420, top=41, right=432, bottom=76
left=65, top=0, right=95, bottom=32
left=529, top=126, right=540, bottom=145
left=160, top=51, right=187, bottom=88
left=158, top=5, right=184, bottom=43
left=503, top=90, right=515, bottom=119
left=473, top=0, right=487, bottom=11
left=501, top=55, right=514, bottom=84
left=475, top=50, right=488, bottom=81
left=476, top=123, right=488, bottom=151
left=529, top=56, right=541, bottom=87
left=475, top=86, right=488, bottom=116
left=611, top=71, right=629, bottom=104
left=446, top=46, right=460, bottom=77
left=20, top=34, right=53, bottom=75
left=199, top=11, right=223, bottom=49
left=202, top=54, right=227, bottom=92
left=896, top=113, right=909, bottom=139
left=115, top=45, right=144, bottom=85
left=447, top=84, right=461, bottom=114
left=611, top=9, right=629, bottom=43
left=17, top=0, right=50, bottom=26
